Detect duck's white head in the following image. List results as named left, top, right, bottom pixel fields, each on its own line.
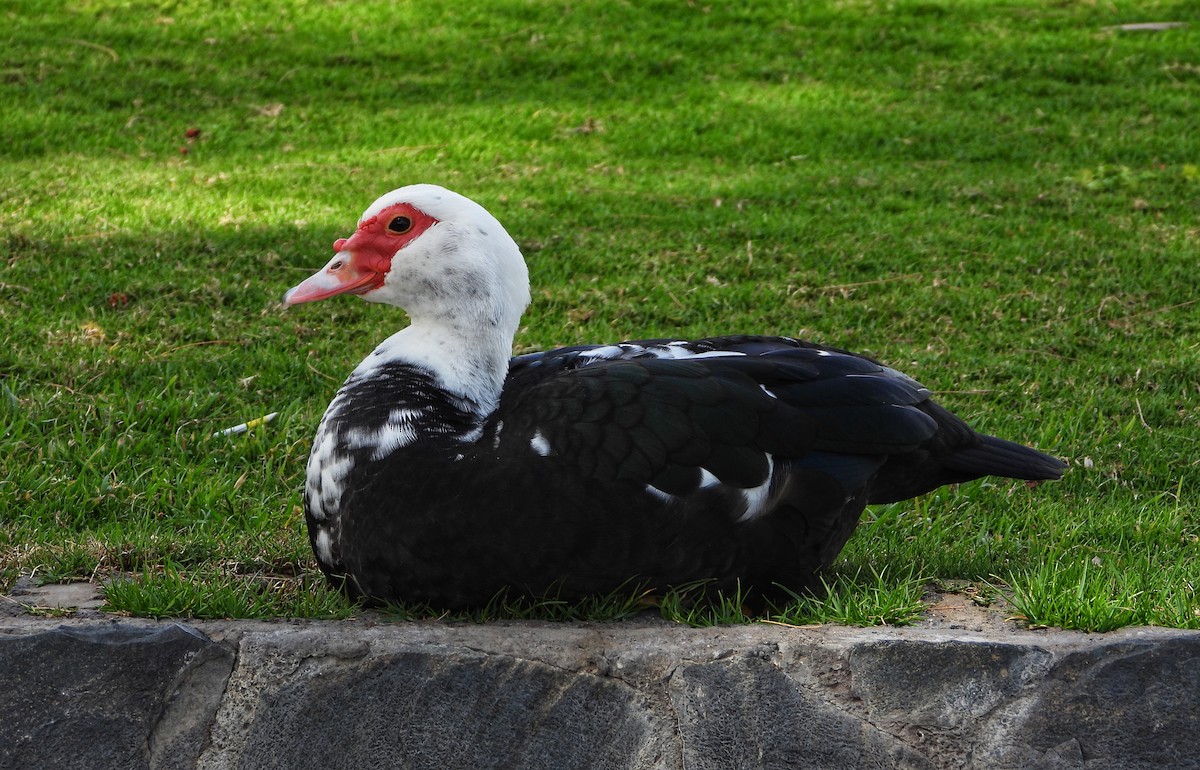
left=284, top=184, right=531, bottom=340
left=285, top=185, right=532, bottom=411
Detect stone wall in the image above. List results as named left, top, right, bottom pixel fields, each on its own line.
left=2, top=614, right=1198, bottom=769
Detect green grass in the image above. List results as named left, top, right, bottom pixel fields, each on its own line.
left=2, top=0, right=1198, bottom=629
left=658, top=568, right=928, bottom=628
left=101, top=559, right=357, bottom=620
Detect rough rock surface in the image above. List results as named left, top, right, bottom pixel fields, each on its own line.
left=1, top=612, right=1198, bottom=770
left=0, top=621, right=234, bottom=770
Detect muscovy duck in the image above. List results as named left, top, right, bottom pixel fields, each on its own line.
left=284, top=184, right=1065, bottom=609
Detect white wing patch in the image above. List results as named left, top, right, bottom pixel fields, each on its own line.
left=314, top=527, right=334, bottom=565
left=337, top=407, right=428, bottom=461
left=366, top=423, right=420, bottom=461
left=578, top=344, right=627, bottom=361
left=674, top=349, right=747, bottom=359
left=306, top=432, right=352, bottom=522
left=317, top=453, right=353, bottom=501
left=698, top=468, right=721, bottom=489
left=530, top=429, right=551, bottom=457
left=737, top=454, right=776, bottom=522
left=576, top=341, right=751, bottom=365
left=652, top=342, right=747, bottom=360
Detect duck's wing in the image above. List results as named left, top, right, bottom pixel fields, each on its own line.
left=489, top=337, right=942, bottom=508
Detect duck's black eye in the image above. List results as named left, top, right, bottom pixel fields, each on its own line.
left=387, top=216, right=413, bottom=234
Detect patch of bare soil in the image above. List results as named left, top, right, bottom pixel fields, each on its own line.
left=917, top=582, right=1030, bottom=635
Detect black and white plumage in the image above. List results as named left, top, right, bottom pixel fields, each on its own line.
left=284, top=184, right=1065, bottom=609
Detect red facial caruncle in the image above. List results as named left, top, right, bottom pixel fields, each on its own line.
left=283, top=202, right=439, bottom=306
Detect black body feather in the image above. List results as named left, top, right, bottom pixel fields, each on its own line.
left=305, top=335, right=1065, bottom=608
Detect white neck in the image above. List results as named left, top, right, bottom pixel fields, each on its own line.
left=351, top=314, right=514, bottom=416
left=340, top=185, right=532, bottom=416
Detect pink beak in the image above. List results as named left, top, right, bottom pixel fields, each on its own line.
left=283, top=239, right=385, bottom=306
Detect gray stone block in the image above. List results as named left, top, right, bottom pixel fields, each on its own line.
left=671, top=652, right=935, bottom=769
left=0, top=622, right=234, bottom=770
left=1, top=616, right=1198, bottom=769
left=975, top=636, right=1200, bottom=770
left=225, top=651, right=668, bottom=769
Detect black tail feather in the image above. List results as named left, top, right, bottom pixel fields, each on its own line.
left=944, top=434, right=1067, bottom=481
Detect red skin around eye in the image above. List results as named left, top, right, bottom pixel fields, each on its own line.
left=283, top=203, right=440, bottom=305
left=332, top=202, right=439, bottom=276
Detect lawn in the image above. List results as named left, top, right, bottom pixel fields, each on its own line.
left=1, top=0, right=1198, bottom=629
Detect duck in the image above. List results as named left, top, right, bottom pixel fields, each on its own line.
left=284, top=184, right=1066, bottom=609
